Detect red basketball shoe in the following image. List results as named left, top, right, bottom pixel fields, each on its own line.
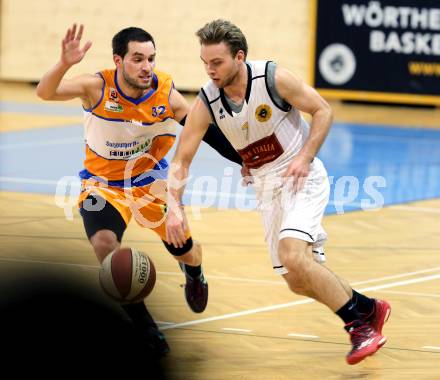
left=366, top=299, right=391, bottom=335
left=345, top=321, right=387, bottom=365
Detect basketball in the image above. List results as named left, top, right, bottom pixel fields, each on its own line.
left=99, top=248, right=156, bottom=303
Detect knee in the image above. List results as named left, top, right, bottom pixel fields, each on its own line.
left=283, top=273, right=307, bottom=294
left=176, top=240, right=202, bottom=266
left=278, top=241, right=308, bottom=275
left=90, top=230, right=119, bottom=263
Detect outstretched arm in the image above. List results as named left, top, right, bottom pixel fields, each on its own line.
left=36, top=24, right=100, bottom=104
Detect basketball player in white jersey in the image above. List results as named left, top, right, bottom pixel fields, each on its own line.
left=166, top=19, right=391, bottom=365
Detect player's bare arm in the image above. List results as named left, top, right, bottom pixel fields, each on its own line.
left=166, top=97, right=211, bottom=248
left=275, top=67, right=333, bottom=191
left=169, top=88, right=190, bottom=122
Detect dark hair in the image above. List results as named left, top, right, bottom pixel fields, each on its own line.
left=196, top=19, right=248, bottom=58
left=112, top=27, right=155, bottom=58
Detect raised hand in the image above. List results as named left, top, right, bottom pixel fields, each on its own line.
left=61, top=24, right=92, bottom=67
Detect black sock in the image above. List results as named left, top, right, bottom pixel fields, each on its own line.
left=122, top=302, right=157, bottom=328
left=336, top=300, right=363, bottom=326
left=183, top=263, right=202, bottom=279
left=351, top=290, right=375, bottom=318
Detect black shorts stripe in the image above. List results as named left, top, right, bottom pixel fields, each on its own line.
left=279, top=228, right=314, bottom=242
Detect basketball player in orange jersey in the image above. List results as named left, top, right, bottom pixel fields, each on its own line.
left=166, top=19, right=391, bottom=365
left=36, top=24, right=243, bottom=356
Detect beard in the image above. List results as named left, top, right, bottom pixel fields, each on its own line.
left=122, top=67, right=151, bottom=90
left=217, top=65, right=240, bottom=89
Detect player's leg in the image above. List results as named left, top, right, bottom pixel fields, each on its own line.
left=336, top=275, right=391, bottom=335
left=279, top=238, right=351, bottom=310
left=313, top=227, right=391, bottom=335
left=275, top=158, right=387, bottom=364
left=132, top=189, right=208, bottom=314
left=162, top=238, right=208, bottom=313
left=80, top=194, right=126, bottom=262
left=279, top=237, right=387, bottom=364
left=80, top=193, right=169, bottom=356
left=314, top=221, right=391, bottom=336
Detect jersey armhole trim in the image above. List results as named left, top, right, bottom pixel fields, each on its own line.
left=200, top=87, right=219, bottom=126
left=264, top=61, right=292, bottom=112
left=83, top=72, right=105, bottom=112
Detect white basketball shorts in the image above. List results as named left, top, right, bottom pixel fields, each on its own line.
left=257, top=157, right=330, bottom=275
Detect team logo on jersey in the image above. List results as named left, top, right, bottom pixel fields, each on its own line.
left=219, top=108, right=225, bottom=120
left=109, top=87, right=119, bottom=102
left=104, top=101, right=123, bottom=112
left=255, top=104, right=272, bottom=122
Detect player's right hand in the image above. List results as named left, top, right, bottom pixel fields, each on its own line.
left=165, top=204, right=189, bottom=249
left=61, top=24, right=92, bottom=67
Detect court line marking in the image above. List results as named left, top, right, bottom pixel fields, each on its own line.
left=347, top=266, right=440, bottom=286
left=0, top=256, right=439, bottom=288
left=0, top=177, right=59, bottom=185
left=222, top=328, right=252, bottom=333
left=287, top=333, right=319, bottom=339
left=159, top=299, right=315, bottom=331
left=159, top=271, right=284, bottom=285
left=0, top=101, right=80, bottom=116
left=0, top=137, right=82, bottom=150
left=1, top=231, right=439, bottom=252
left=160, top=273, right=440, bottom=331
left=422, top=346, right=440, bottom=350
left=375, top=290, right=440, bottom=298
left=174, top=326, right=440, bottom=354
left=0, top=257, right=99, bottom=269
left=391, top=205, right=440, bottom=214
left=157, top=267, right=440, bottom=287
left=1, top=257, right=439, bottom=288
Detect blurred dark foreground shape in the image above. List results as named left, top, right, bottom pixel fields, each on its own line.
left=0, top=267, right=168, bottom=379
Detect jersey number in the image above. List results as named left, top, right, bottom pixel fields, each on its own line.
left=152, top=105, right=166, bottom=117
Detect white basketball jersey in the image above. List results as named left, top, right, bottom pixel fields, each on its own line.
left=201, top=60, right=310, bottom=178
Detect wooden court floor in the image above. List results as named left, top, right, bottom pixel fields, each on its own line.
left=1, top=193, right=440, bottom=379
left=1, top=82, right=440, bottom=379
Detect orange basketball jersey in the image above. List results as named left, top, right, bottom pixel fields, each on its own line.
left=80, top=68, right=179, bottom=184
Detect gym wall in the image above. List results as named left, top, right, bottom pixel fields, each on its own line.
left=0, top=0, right=311, bottom=90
